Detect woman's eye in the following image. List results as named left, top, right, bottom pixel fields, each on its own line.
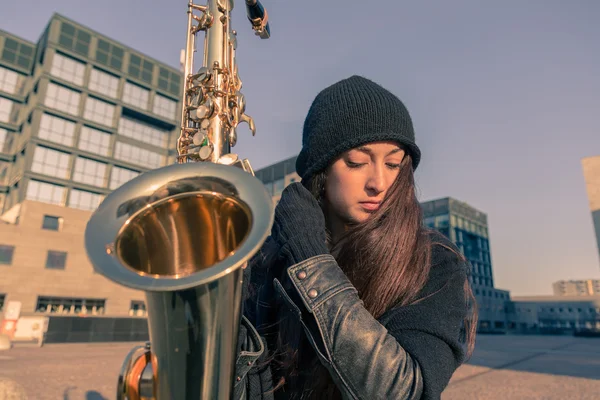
left=386, top=163, right=401, bottom=169
left=346, top=160, right=366, bottom=168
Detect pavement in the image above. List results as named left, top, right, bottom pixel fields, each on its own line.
left=0, top=334, right=598, bottom=399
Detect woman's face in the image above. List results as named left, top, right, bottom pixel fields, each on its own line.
left=325, top=141, right=405, bottom=226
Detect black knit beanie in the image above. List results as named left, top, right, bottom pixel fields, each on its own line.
left=296, top=75, right=421, bottom=181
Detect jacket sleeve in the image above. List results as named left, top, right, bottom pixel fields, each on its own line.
left=273, top=254, right=424, bottom=400
left=233, top=315, right=274, bottom=400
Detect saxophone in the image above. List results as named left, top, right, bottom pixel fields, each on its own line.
left=84, top=1, right=272, bottom=399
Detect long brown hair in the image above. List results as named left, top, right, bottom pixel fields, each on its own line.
left=260, top=153, right=477, bottom=399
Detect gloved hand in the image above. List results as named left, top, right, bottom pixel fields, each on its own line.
left=271, top=183, right=329, bottom=266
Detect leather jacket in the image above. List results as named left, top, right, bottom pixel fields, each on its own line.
left=234, top=253, right=426, bottom=400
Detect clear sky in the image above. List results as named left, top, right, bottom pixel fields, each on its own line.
left=1, top=0, right=599, bottom=296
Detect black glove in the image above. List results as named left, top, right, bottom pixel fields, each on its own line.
left=271, top=183, right=329, bottom=266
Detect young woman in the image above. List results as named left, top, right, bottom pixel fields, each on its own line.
left=234, top=75, right=478, bottom=400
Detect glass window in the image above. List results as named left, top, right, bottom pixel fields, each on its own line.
left=122, top=82, right=150, bottom=110
left=45, top=83, right=80, bottom=116
left=158, top=67, right=181, bottom=96
left=129, top=300, right=147, bottom=317
left=95, top=39, right=124, bottom=71
left=424, top=216, right=435, bottom=228
left=68, top=189, right=104, bottom=211
left=45, top=250, right=67, bottom=269
left=1, top=38, right=34, bottom=70
left=128, top=54, right=153, bottom=84
left=118, top=117, right=169, bottom=148
left=0, top=66, right=19, bottom=94
left=78, top=126, right=111, bottom=156
left=114, top=141, right=164, bottom=169
left=26, top=180, right=66, bottom=205
left=58, top=22, right=91, bottom=57
left=0, top=128, right=7, bottom=152
left=110, top=166, right=140, bottom=189
left=152, top=94, right=177, bottom=120
left=89, top=68, right=119, bottom=98
left=38, top=114, right=76, bottom=146
left=83, top=97, right=115, bottom=126
left=31, top=146, right=70, bottom=179
left=0, top=245, right=14, bottom=265
left=50, top=53, right=85, bottom=86
left=42, top=215, right=62, bottom=231
left=0, top=97, right=14, bottom=123
left=72, top=157, right=107, bottom=187
left=435, top=214, right=449, bottom=228
left=36, top=296, right=105, bottom=315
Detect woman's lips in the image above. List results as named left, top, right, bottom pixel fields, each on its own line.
left=359, top=201, right=381, bottom=211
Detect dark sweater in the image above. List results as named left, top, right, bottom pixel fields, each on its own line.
left=379, top=234, right=471, bottom=398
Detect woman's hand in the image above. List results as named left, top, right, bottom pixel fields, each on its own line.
left=270, top=183, right=329, bottom=265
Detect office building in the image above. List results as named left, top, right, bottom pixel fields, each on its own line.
left=582, top=156, right=600, bottom=268
left=420, top=197, right=510, bottom=332
left=0, top=14, right=182, bottom=317
left=254, top=155, right=300, bottom=204
left=553, top=279, right=600, bottom=297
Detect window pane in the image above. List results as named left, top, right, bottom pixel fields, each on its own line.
left=38, top=114, right=76, bottom=146
left=36, top=296, right=106, bottom=315
left=114, top=141, right=165, bottom=169
left=45, top=250, right=67, bottom=269
left=89, top=68, right=119, bottom=98
left=83, top=97, right=115, bottom=126
left=0, top=66, right=20, bottom=94
left=118, top=117, right=169, bottom=148
left=72, top=157, right=107, bottom=187
left=0, top=244, right=14, bottom=264
left=31, top=146, right=70, bottom=179
left=152, top=94, right=177, bottom=120
left=42, top=215, right=61, bottom=231
left=122, top=82, right=149, bottom=110
left=50, top=53, right=85, bottom=86
left=26, top=180, right=66, bottom=205
left=109, top=166, right=140, bottom=189
left=0, top=97, right=14, bottom=123
left=0, top=129, right=8, bottom=153
left=44, top=83, right=80, bottom=116
left=78, top=126, right=111, bottom=156
left=68, top=189, right=103, bottom=211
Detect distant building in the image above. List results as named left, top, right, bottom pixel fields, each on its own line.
left=0, top=13, right=182, bottom=317
left=507, top=295, right=600, bottom=333
left=254, top=155, right=300, bottom=204
left=421, top=197, right=510, bottom=332
left=582, top=156, right=600, bottom=268
left=553, top=279, right=600, bottom=296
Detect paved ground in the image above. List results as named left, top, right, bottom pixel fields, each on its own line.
left=0, top=334, right=598, bottom=399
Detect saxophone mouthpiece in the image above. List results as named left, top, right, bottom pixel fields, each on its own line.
left=245, top=0, right=270, bottom=39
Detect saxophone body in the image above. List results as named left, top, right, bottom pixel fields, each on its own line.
left=84, top=1, right=272, bottom=399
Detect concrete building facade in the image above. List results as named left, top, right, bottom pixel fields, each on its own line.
left=553, top=279, right=600, bottom=297
left=0, top=14, right=182, bottom=318
left=582, top=156, right=600, bottom=268
left=0, top=200, right=144, bottom=317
